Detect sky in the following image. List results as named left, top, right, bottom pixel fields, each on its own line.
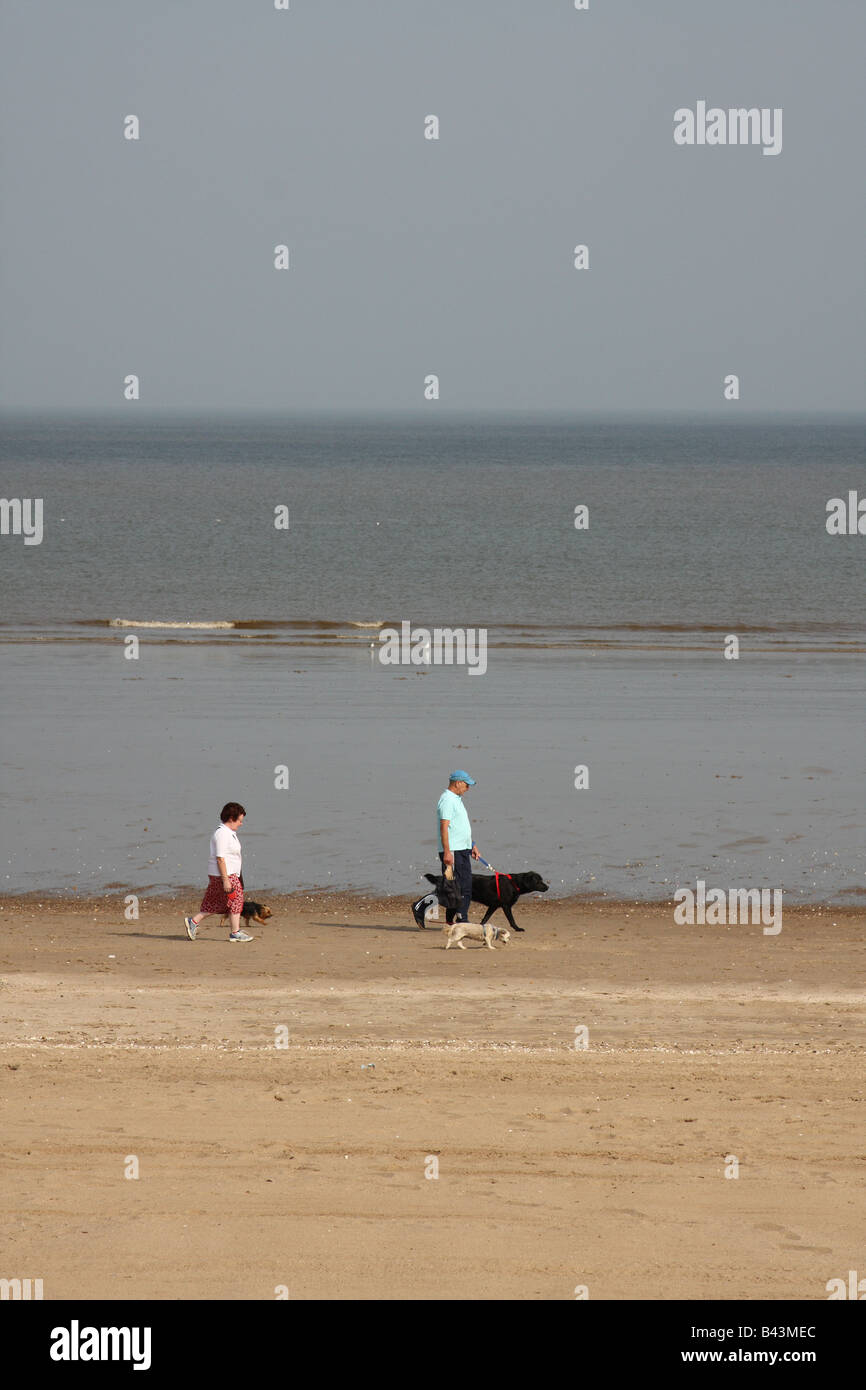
left=1, top=0, right=864, bottom=415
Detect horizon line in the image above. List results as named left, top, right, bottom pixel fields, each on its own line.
left=2, top=407, right=865, bottom=424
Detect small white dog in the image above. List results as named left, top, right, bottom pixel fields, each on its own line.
left=444, top=921, right=511, bottom=951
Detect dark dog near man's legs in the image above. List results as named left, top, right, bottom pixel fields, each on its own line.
left=412, top=872, right=463, bottom=928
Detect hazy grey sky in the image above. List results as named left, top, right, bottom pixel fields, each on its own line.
left=1, top=0, right=864, bottom=414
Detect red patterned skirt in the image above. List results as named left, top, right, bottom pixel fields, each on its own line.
left=200, top=874, right=244, bottom=916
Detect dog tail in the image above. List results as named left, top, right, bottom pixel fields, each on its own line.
left=424, top=873, right=438, bottom=885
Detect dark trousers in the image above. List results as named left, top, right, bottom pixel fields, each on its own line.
left=440, top=849, right=472, bottom=924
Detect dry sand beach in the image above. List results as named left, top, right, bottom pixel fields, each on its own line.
left=1, top=892, right=863, bottom=1301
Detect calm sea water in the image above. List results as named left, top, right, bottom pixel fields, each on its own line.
left=1, top=416, right=864, bottom=901
left=1, top=415, right=864, bottom=646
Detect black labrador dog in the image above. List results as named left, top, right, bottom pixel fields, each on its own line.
left=467, top=870, right=548, bottom=932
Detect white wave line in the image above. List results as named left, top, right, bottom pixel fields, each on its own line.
left=108, top=618, right=236, bottom=629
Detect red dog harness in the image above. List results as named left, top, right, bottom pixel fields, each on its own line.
left=494, top=872, right=520, bottom=901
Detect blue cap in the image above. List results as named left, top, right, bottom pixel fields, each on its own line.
left=449, top=770, right=476, bottom=785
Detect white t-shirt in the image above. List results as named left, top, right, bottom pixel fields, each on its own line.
left=208, top=824, right=242, bottom=877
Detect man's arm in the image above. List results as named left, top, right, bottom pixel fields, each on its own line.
left=440, top=819, right=453, bottom=866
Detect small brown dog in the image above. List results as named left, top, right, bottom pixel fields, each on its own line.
left=445, top=921, right=510, bottom=951
left=219, top=900, right=273, bottom=929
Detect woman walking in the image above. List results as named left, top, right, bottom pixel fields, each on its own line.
left=184, top=802, right=253, bottom=942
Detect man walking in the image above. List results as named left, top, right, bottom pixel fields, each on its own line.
left=412, top=771, right=481, bottom=928
left=184, top=802, right=253, bottom=942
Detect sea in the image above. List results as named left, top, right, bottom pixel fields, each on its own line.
left=1, top=414, right=863, bottom=904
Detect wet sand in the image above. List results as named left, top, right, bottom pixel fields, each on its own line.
left=0, top=892, right=863, bottom=1300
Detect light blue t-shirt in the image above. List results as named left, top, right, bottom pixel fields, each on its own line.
left=437, top=789, right=472, bottom=851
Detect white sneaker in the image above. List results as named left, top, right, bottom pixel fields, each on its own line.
left=229, top=929, right=253, bottom=942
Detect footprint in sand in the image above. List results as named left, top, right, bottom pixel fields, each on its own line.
left=755, top=1223, right=827, bottom=1250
